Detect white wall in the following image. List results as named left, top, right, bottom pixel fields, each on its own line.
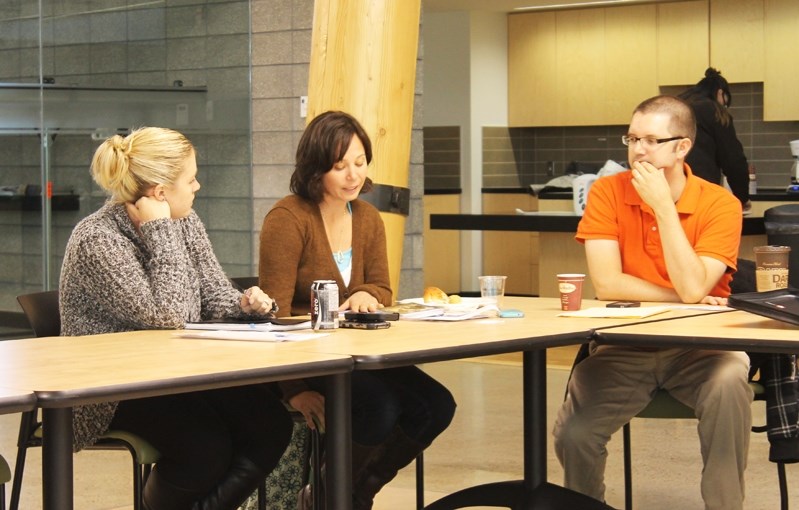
left=423, top=10, right=509, bottom=291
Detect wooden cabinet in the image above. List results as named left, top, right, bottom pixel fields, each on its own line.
left=764, top=0, right=799, bottom=120
left=656, top=0, right=709, bottom=86
left=508, top=12, right=557, bottom=126
left=423, top=194, right=461, bottom=294
left=482, top=194, right=538, bottom=296
left=509, top=0, right=799, bottom=126
left=509, top=4, right=657, bottom=127
left=555, top=9, right=606, bottom=125
left=710, top=0, right=764, bottom=83
left=604, top=4, right=658, bottom=124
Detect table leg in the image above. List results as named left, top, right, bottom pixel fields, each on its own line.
left=325, top=372, right=352, bottom=510
left=524, top=349, right=547, bottom=489
left=42, top=407, right=73, bottom=510
left=424, top=349, right=547, bottom=509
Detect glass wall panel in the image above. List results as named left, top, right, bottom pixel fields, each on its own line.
left=0, top=0, right=252, bottom=322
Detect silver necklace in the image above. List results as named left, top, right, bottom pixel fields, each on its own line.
left=323, top=206, right=349, bottom=264
left=333, top=221, right=346, bottom=264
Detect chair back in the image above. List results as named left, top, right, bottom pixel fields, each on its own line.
left=16, top=291, right=60, bottom=337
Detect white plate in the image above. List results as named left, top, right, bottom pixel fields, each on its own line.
left=398, top=296, right=495, bottom=310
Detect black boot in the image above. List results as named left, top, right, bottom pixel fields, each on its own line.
left=191, top=455, right=267, bottom=510
left=143, top=468, right=203, bottom=510
left=352, top=429, right=427, bottom=510
left=298, top=440, right=383, bottom=510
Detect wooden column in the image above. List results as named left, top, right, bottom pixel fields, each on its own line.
left=307, top=0, right=421, bottom=296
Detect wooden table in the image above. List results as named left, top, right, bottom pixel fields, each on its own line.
left=0, top=387, right=35, bottom=415
left=283, top=297, right=719, bottom=509
left=0, top=330, right=354, bottom=510
left=595, top=309, right=799, bottom=353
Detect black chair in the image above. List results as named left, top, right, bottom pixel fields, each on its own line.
left=12, top=291, right=160, bottom=510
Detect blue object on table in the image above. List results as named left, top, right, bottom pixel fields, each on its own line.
left=499, top=309, right=525, bottom=318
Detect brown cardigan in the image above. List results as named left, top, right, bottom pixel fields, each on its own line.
left=259, top=195, right=393, bottom=399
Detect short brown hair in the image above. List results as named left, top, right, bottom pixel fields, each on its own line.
left=633, top=95, right=697, bottom=144
left=290, top=111, right=373, bottom=203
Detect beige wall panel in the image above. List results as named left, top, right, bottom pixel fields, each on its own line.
left=764, top=0, right=799, bottom=120
left=710, top=0, right=764, bottom=83
left=508, top=12, right=558, bottom=127
left=657, top=1, right=709, bottom=86
left=556, top=9, right=606, bottom=125
left=424, top=194, right=461, bottom=294
left=605, top=4, right=658, bottom=124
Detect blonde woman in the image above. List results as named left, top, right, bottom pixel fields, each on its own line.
left=60, top=127, right=292, bottom=510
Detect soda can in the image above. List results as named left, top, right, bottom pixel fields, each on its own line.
left=310, top=280, right=339, bottom=331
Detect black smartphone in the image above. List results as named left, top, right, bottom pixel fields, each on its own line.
left=343, top=311, right=400, bottom=322
left=340, top=320, right=391, bottom=330
left=606, top=301, right=641, bottom=308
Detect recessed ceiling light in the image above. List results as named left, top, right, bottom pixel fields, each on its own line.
left=514, top=0, right=639, bottom=11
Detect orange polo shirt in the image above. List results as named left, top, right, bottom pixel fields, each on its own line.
left=575, top=164, right=742, bottom=297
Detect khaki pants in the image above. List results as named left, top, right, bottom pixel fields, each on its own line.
left=553, top=344, right=753, bottom=510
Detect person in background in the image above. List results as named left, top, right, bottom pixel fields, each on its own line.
left=60, top=127, right=293, bottom=510
left=553, top=96, right=752, bottom=510
left=259, top=111, right=456, bottom=510
left=679, top=67, right=751, bottom=210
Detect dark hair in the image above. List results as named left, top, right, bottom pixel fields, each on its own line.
left=633, top=95, right=697, bottom=144
left=678, top=67, right=733, bottom=126
left=290, top=111, right=373, bottom=203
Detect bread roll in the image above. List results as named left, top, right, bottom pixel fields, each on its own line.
left=423, top=286, right=449, bottom=304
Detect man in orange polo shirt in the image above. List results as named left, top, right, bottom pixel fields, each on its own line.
left=553, top=95, right=753, bottom=510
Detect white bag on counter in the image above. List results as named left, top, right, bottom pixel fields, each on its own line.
left=572, top=160, right=628, bottom=216
left=572, top=173, right=598, bottom=215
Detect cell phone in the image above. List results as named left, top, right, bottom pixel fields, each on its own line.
left=606, top=301, right=641, bottom=308
left=340, top=320, right=391, bottom=330
left=343, top=311, right=400, bottom=322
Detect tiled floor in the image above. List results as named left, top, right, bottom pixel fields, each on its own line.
left=1, top=349, right=795, bottom=509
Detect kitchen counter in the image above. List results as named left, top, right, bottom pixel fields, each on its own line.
left=431, top=212, right=768, bottom=298
left=430, top=213, right=766, bottom=236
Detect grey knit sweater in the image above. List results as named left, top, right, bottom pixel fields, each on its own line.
left=60, top=202, right=246, bottom=451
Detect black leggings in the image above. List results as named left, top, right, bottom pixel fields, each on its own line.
left=110, top=384, right=293, bottom=492
left=306, top=365, right=456, bottom=446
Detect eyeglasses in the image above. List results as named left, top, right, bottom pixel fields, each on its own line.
left=621, top=135, right=685, bottom=150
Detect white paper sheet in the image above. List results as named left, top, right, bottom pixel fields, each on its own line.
left=175, top=330, right=324, bottom=342
left=558, top=306, right=671, bottom=319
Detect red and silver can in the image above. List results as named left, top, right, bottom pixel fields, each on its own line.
left=310, top=280, right=339, bottom=331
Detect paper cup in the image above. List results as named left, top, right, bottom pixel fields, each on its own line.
left=754, top=245, right=790, bottom=292
left=558, top=273, right=585, bottom=311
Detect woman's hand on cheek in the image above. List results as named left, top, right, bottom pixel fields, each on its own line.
left=132, top=195, right=171, bottom=224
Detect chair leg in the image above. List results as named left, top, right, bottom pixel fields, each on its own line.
left=778, top=461, right=788, bottom=510
left=133, top=461, right=143, bottom=510
left=9, top=411, right=36, bottom=510
left=257, top=484, right=266, bottom=510
left=1, top=483, right=6, bottom=510
left=623, top=423, right=632, bottom=510
left=311, top=428, right=322, bottom=510
left=415, top=451, right=424, bottom=510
